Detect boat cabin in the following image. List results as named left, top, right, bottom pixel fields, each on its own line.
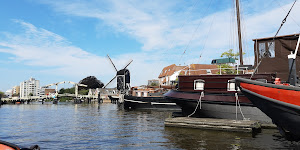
left=253, top=34, right=300, bottom=81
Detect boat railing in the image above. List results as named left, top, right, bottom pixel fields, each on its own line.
left=182, top=66, right=251, bottom=75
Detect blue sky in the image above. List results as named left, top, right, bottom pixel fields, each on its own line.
left=1, top=0, right=300, bottom=92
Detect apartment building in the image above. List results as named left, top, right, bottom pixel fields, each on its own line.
left=20, top=77, right=40, bottom=98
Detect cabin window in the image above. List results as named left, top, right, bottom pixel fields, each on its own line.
left=267, top=41, right=275, bottom=58
left=259, top=41, right=275, bottom=58
left=194, top=79, right=205, bottom=90
left=259, top=43, right=265, bottom=58
left=206, top=69, right=212, bottom=74
left=227, top=79, right=240, bottom=91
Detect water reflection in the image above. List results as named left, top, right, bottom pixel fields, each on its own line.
left=0, top=103, right=300, bottom=149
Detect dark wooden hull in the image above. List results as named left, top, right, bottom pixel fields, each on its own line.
left=108, top=95, right=119, bottom=102
left=164, top=74, right=275, bottom=123
left=164, top=90, right=272, bottom=123
left=236, top=77, right=300, bottom=141
left=124, top=95, right=180, bottom=110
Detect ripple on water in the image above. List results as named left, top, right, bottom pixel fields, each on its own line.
left=1, top=103, right=300, bottom=149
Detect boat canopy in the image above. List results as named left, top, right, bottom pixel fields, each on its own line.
left=211, top=58, right=235, bottom=64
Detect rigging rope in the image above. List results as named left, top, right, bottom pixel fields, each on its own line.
left=178, top=0, right=214, bottom=65
left=251, top=0, right=297, bottom=79
left=235, top=93, right=248, bottom=121
left=188, top=91, right=204, bottom=117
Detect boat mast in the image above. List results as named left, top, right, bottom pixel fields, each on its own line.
left=236, top=0, right=243, bottom=65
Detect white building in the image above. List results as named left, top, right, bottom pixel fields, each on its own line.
left=20, top=77, right=40, bottom=98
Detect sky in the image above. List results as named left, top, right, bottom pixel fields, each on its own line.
left=1, top=0, right=300, bottom=92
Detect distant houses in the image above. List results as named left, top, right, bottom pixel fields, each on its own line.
left=158, top=64, right=219, bottom=86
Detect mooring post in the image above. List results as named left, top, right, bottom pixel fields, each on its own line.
left=53, top=98, right=58, bottom=104
left=98, top=92, right=101, bottom=104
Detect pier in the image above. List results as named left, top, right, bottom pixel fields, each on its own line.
left=165, top=117, right=261, bottom=133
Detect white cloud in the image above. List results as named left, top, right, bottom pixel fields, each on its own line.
left=2, top=0, right=300, bottom=90
left=0, top=20, right=168, bottom=87
left=37, top=0, right=300, bottom=65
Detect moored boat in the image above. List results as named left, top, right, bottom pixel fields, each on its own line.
left=124, top=95, right=180, bottom=110
left=164, top=73, right=275, bottom=123
left=235, top=77, right=300, bottom=140
left=235, top=30, right=300, bottom=140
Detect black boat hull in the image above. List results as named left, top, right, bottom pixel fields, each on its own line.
left=124, top=95, right=180, bottom=110
left=165, top=90, right=272, bottom=123
left=236, top=77, right=300, bottom=140
left=239, top=85, right=300, bottom=140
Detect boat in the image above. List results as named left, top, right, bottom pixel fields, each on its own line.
left=123, top=87, right=180, bottom=110
left=163, top=0, right=277, bottom=123
left=164, top=74, right=275, bottom=123
left=164, top=0, right=300, bottom=124
left=235, top=29, right=300, bottom=140
left=108, top=95, right=119, bottom=103
left=235, top=77, right=300, bottom=140
left=124, top=95, right=180, bottom=110
left=0, top=140, right=40, bottom=150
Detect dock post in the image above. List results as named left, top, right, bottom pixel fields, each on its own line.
left=53, top=98, right=58, bottom=104
left=98, top=93, right=101, bottom=104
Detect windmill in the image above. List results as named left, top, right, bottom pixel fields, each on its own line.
left=103, top=54, right=132, bottom=94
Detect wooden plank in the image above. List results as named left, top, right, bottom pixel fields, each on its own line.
left=165, top=117, right=261, bottom=133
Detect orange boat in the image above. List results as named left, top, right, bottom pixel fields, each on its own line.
left=0, top=140, right=39, bottom=150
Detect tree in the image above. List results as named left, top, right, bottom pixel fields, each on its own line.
left=59, top=88, right=65, bottom=94
left=29, top=93, right=33, bottom=96
left=221, top=49, right=245, bottom=61
left=0, top=91, right=4, bottom=98
left=218, top=49, right=245, bottom=75
left=150, top=82, right=158, bottom=86
left=79, top=76, right=104, bottom=90
left=217, top=64, right=237, bottom=75
left=79, top=89, right=89, bottom=95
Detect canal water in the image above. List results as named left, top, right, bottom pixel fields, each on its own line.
left=0, top=103, right=300, bottom=150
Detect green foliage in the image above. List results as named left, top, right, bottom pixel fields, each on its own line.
left=150, top=82, right=158, bottom=86
left=220, top=49, right=245, bottom=60
left=29, top=93, right=33, bottom=96
left=217, top=64, right=237, bottom=75
left=59, top=88, right=65, bottom=94
left=59, top=97, right=72, bottom=102
left=59, top=87, right=75, bottom=94
left=0, top=91, right=4, bottom=98
left=79, top=89, right=89, bottom=95
left=12, top=93, right=19, bottom=97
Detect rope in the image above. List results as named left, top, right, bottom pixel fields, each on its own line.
left=251, top=0, right=297, bottom=79
left=178, top=0, right=214, bottom=65
left=235, top=93, right=249, bottom=121
left=188, top=91, right=204, bottom=117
